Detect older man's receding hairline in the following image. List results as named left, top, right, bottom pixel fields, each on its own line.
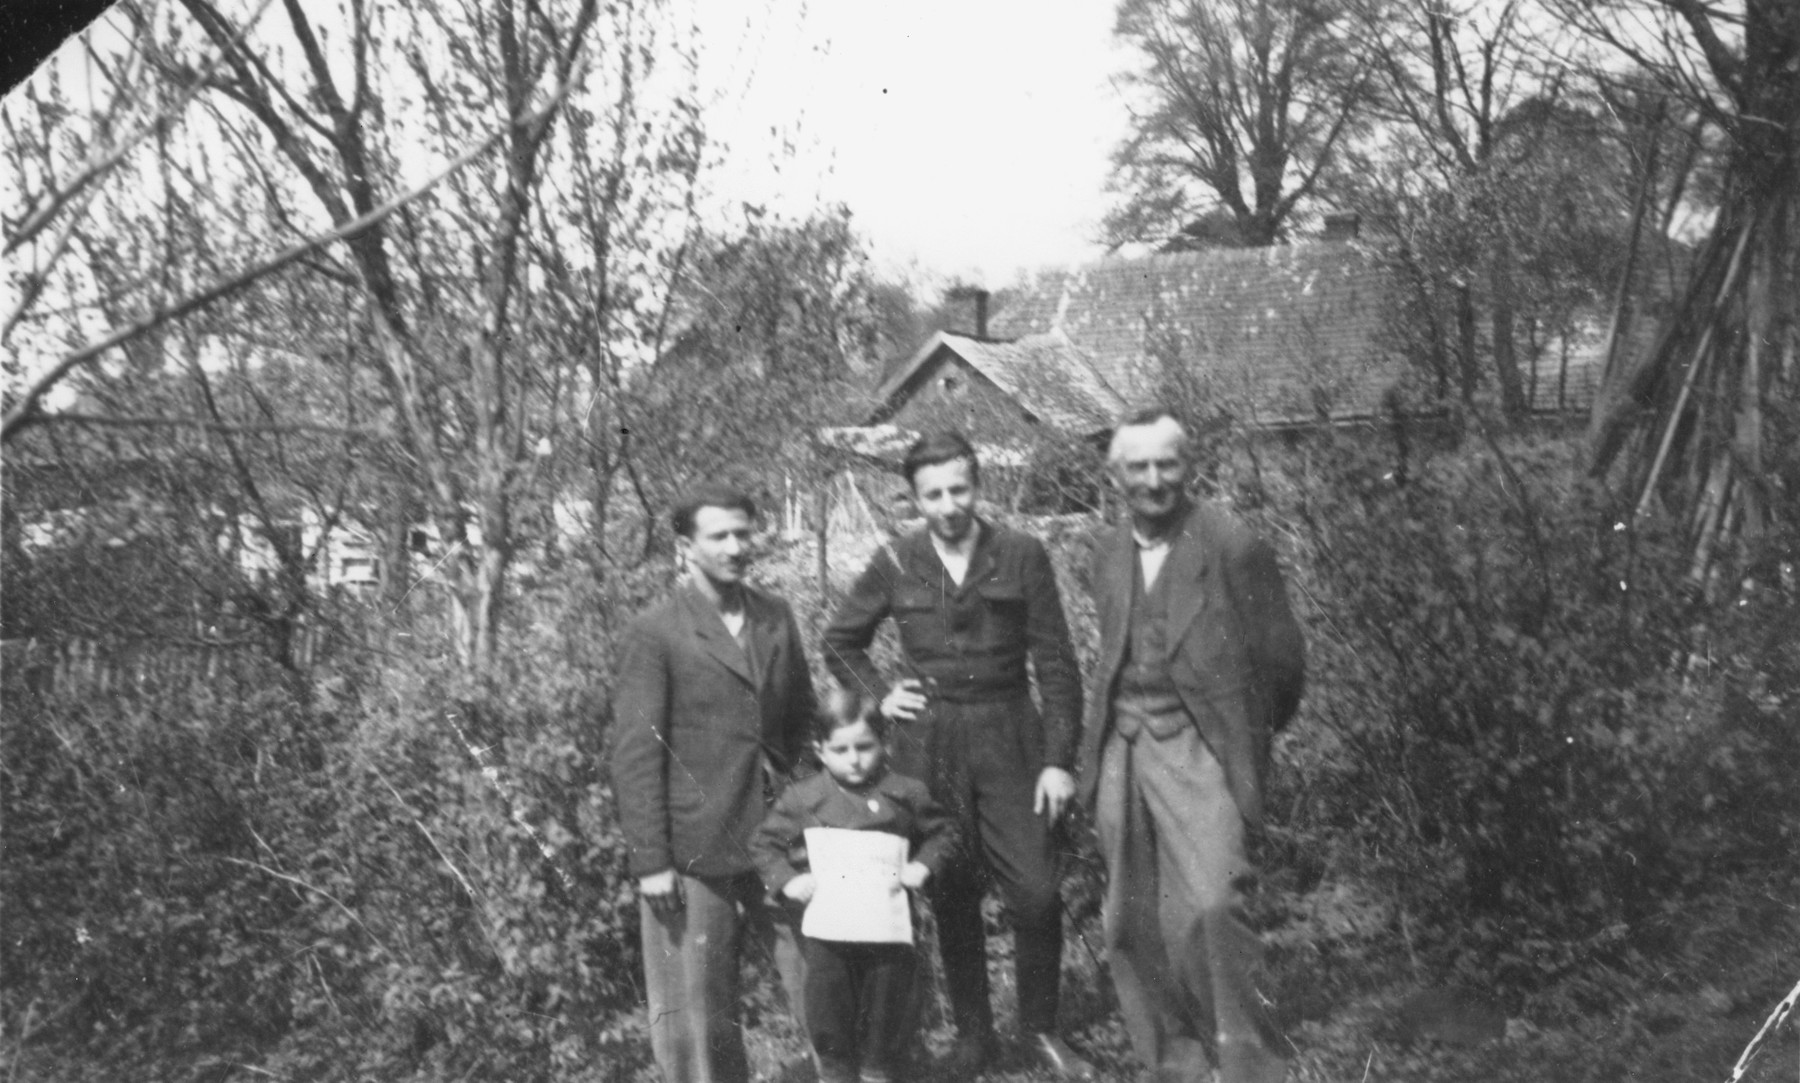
left=1108, top=412, right=1192, bottom=461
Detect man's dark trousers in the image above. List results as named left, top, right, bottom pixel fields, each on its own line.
left=893, top=691, right=1063, bottom=1037
left=823, top=522, right=1083, bottom=1041
left=1077, top=501, right=1305, bottom=1083
left=610, top=582, right=818, bottom=1083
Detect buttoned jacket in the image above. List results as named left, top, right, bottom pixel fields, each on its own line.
left=751, top=769, right=959, bottom=897
left=1077, top=501, right=1305, bottom=829
left=822, top=521, right=1083, bottom=768
left=610, top=580, right=819, bottom=879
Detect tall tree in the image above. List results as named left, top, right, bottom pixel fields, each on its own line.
left=625, top=207, right=895, bottom=545
left=4, top=0, right=708, bottom=674
left=1107, top=0, right=1376, bottom=247
left=1344, top=0, right=1622, bottom=420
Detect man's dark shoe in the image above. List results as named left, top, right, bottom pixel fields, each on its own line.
left=1024, top=1032, right=1097, bottom=1080
left=942, top=1030, right=995, bottom=1077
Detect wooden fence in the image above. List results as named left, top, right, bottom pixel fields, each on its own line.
left=1, top=629, right=326, bottom=699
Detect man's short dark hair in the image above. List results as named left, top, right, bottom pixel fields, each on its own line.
left=902, top=430, right=980, bottom=488
left=810, top=686, right=889, bottom=744
left=671, top=483, right=758, bottom=539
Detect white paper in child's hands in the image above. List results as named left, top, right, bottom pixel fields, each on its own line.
left=799, top=828, right=913, bottom=944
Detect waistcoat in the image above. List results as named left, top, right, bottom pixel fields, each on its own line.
left=1119, top=551, right=1180, bottom=700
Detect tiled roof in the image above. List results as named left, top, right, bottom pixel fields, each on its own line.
left=814, top=424, right=917, bottom=465
left=987, top=244, right=1403, bottom=424
left=872, top=330, right=1127, bottom=433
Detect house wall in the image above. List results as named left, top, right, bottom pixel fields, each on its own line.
left=881, top=355, right=1110, bottom=514
left=885, top=354, right=1037, bottom=441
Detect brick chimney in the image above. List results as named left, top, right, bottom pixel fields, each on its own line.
left=1323, top=212, right=1361, bottom=241
left=946, top=284, right=990, bottom=338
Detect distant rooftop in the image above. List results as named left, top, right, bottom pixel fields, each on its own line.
left=871, top=330, right=1127, bottom=434
left=987, top=243, right=1401, bottom=424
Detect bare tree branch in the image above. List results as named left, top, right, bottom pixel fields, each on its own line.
left=5, top=75, right=579, bottom=442
left=3, top=0, right=281, bottom=257
left=27, top=411, right=390, bottom=438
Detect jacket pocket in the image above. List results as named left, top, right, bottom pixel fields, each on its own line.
left=975, top=580, right=1025, bottom=604
left=974, top=581, right=1028, bottom=632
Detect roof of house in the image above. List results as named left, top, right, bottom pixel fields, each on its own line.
left=814, top=424, right=919, bottom=465
left=986, top=243, right=1402, bottom=424
left=870, top=330, right=1128, bottom=433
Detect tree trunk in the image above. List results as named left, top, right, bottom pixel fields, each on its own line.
left=1728, top=223, right=1780, bottom=541
left=589, top=428, right=614, bottom=567
left=1491, top=302, right=1526, bottom=420
left=464, top=438, right=514, bottom=674
left=1240, top=211, right=1281, bottom=247
left=1489, top=241, right=1528, bottom=421
left=1456, top=284, right=1481, bottom=403
left=815, top=471, right=830, bottom=606
left=380, top=484, right=419, bottom=610
left=448, top=539, right=508, bottom=676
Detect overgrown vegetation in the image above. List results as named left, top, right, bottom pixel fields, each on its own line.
left=1266, top=425, right=1798, bottom=1009
left=3, top=579, right=645, bottom=1080
left=5, top=0, right=1797, bottom=1078
left=6, top=424, right=1795, bottom=1081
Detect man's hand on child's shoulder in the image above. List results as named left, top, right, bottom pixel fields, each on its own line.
left=900, top=861, right=930, bottom=890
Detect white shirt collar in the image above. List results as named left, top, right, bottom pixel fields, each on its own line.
left=1132, top=529, right=1171, bottom=552
left=931, top=520, right=981, bottom=585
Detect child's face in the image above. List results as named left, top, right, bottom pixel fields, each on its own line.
left=815, top=718, right=885, bottom=787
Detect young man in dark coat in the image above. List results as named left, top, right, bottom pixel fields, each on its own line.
left=822, top=431, right=1093, bottom=1078
left=1079, top=409, right=1306, bottom=1083
left=610, top=484, right=818, bottom=1083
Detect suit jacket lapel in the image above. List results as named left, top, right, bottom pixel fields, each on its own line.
left=682, top=583, right=755, bottom=687
left=1099, top=524, right=1137, bottom=666
left=746, top=589, right=784, bottom=692
left=1163, top=506, right=1213, bottom=647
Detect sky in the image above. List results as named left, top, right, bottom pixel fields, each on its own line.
left=691, top=0, right=1133, bottom=288
left=2, top=0, right=1134, bottom=401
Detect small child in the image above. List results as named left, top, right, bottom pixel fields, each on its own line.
left=752, top=689, right=957, bottom=1083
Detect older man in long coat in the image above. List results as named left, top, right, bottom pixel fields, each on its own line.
left=1078, top=409, right=1305, bottom=1083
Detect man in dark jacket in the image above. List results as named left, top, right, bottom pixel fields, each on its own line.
left=610, top=483, right=818, bottom=1083
left=1079, top=409, right=1305, bottom=1083
left=822, top=431, right=1093, bottom=1078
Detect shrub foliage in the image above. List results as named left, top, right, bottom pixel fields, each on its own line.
left=2, top=573, right=653, bottom=1081
left=1264, top=425, right=1797, bottom=1003
left=4, top=425, right=1796, bottom=1079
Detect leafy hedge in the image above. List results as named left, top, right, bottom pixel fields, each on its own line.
left=1263, top=426, right=1798, bottom=1007
left=2, top=571, right=660, bottom=1081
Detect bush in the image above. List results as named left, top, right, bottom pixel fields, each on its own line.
left=2, top=667, right=317, bottom=1055
left=1263, top=425, right=1799, bottom=1005
left=0, top=567, right=656, bottom=1081
left=7, top=419, right=1794, bottom=1077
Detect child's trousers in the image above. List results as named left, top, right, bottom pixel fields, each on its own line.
left=803, top=936, right=919, bottom=1082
